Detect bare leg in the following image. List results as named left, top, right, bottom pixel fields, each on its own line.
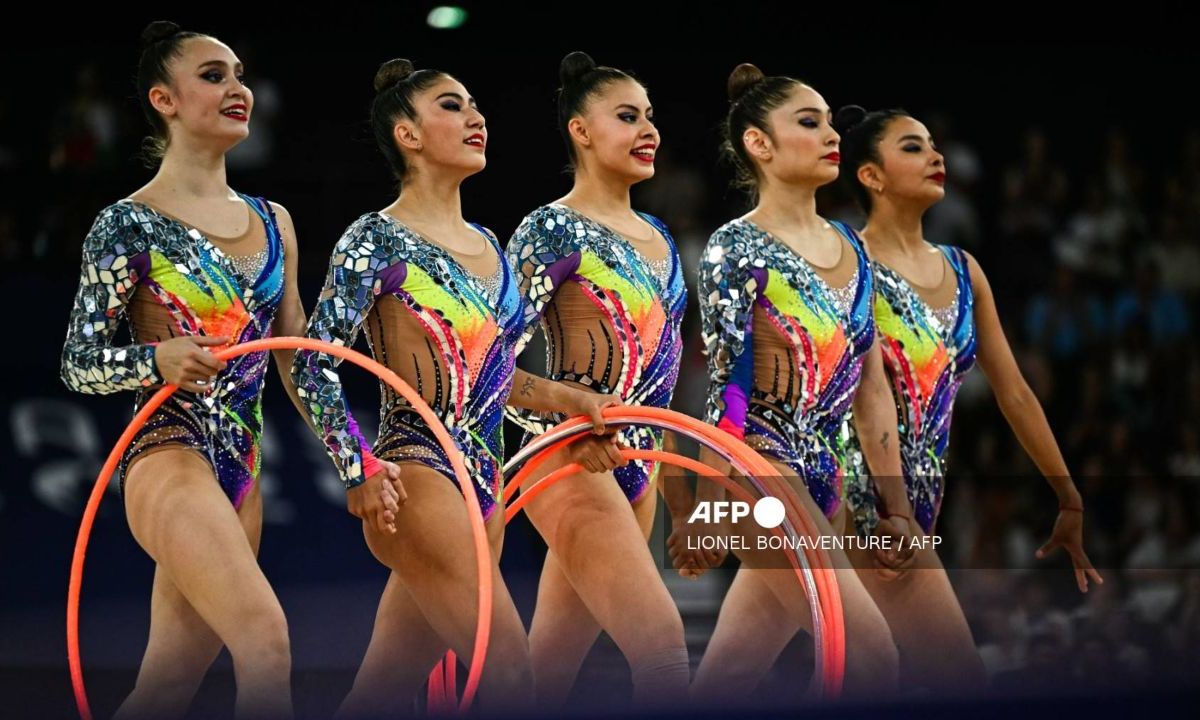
left=521, top=449, right=688, bottom=709
left=692, top=459, right=898, bottom=704
left=337, top=500, right=510, bottom=718
left=527, top=481, right=660, bottom=707
left=357, top=465, right=533, bottom=715
left=841, top=509, right=986, bottom=694
left=691, top=567, right=802, bottom=701
left=120, top=450, right=291, bottom=719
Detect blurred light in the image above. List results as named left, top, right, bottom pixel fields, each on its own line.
left=427, top=6, right=468, bottom=29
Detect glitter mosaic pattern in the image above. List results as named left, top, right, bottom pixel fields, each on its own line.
left=292, top=213, right=523, bottom=518
left=62, top=196, right=285, bottom=508
left=699, top=218, right=874, bottom=519
left=505, top=204, right=686, bottom=502
left=843, top=245, right=978, bottom=536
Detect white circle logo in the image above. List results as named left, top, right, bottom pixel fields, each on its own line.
left=753, top=497, right=786, bottom=528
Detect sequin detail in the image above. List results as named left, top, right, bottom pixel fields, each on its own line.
left=828, top=265, right=860, bottom=318
left=699, top=218, right=874, bottom=519
left=842, top=247, right=977, bottom=536
left=506, top=204, right=686, bottom=502
left=646, top=254, right=673, bottom=290
left=62, top=196, right=285, bottom=508
left=475, top=257, right=506, bottom=304
left=228, top=247, right=269, bottom=285
left=292, top=213, right=522, bottom=519
left=930, top=299, right=959, bottom=334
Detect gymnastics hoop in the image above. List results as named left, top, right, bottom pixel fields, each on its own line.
left=426, top=407, right=846, bottom=708
left=67, top=337, right=493, bottom=719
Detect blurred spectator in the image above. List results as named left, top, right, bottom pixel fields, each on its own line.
left=993, top=631, right=1069, bottom=694
left=49, top=64, right=119, bottom=174
left=1001, top=128, right=1069, bottom=239
left=1112, top=260, right=1190, bottom=345
left=1149, top=211, right=1200, bottom=297
left=1169, top=427, right=1200, bottom=479
left=1052, top=180, right=1129, bottom=281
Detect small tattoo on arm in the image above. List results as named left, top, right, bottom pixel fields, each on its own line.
left=520, top=377, right=536, bottom=397
left=881, top=432, right=890, bottom=451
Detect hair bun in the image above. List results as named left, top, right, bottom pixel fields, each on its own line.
left=834, top=105, right=868, bottom=135
left=141, top=20, right=182, bottom=49
left=374, top=58, right=416, bottom=93
left=559, top=51, right=597, bottom=88
left=727, top=63, right=766, bottom=103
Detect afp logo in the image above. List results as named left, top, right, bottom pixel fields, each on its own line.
left=686, top=497, right=786, bottom=528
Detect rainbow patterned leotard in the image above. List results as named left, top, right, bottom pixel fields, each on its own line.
left=505, top=204, right=686, bottom=502
left=843, top=246, right=977, bottom=536
left=700, top=218, right=874, bottom=519
left=292, top=212, right=523, bottom=520
left=61, top=196, right=286, bottom=508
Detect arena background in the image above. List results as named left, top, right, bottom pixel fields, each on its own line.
left=2, top=2, right=1198, bottom=716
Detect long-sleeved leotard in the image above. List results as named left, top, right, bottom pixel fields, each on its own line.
left=505, top=204, right=686, bottom=502
left=61, top=196, right=286, bottom=508
left=292, top=212, right=523, bottom=520
left=700, top=218, right=874, bottom=519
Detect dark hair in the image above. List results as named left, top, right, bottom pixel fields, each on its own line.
left=834, top=105, right=913, bottom=213
left=136, top=20, right=207, bottom=165
left=720, top=63, right=805, bottom=196
left=370, top=58, right=449, bottom=184
left=557, top=51, right=640, bottom=169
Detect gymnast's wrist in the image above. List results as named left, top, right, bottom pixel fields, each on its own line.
left=874, top=477, right=913, bottom=518
left=663, top=486, right=696, bottom=520
left=566, top=383, right=610, bottom=411
left=361, top=449, right=384, bottom=482
left=147, top=342, right=165, bottom=384
left=1054, top=485, right=1083, bottom=508
left=342, top=459, right=379, bottom=492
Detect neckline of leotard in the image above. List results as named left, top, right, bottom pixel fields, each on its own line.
left=119, top=197, right=274, bottom=292
left=374, top=211, right=502, bottom=282
left=733, top=217, right=862, bottom=310
left=547, top=202, right=673, bottom=266
left=736, top=217, right=851, bottom=274
left=873, top=250, right=959, bottom=315
left=122, top=197, right=258, bottom=245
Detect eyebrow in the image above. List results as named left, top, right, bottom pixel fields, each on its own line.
left=615, top=103, right=653, bottom=113
left=436, top=92, right=476, bottom=104
left=197, top=60, right=242, bottom=71
left=896, top=134, right=932, bottom=143
left=793, top=107, right=827, bottom=115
